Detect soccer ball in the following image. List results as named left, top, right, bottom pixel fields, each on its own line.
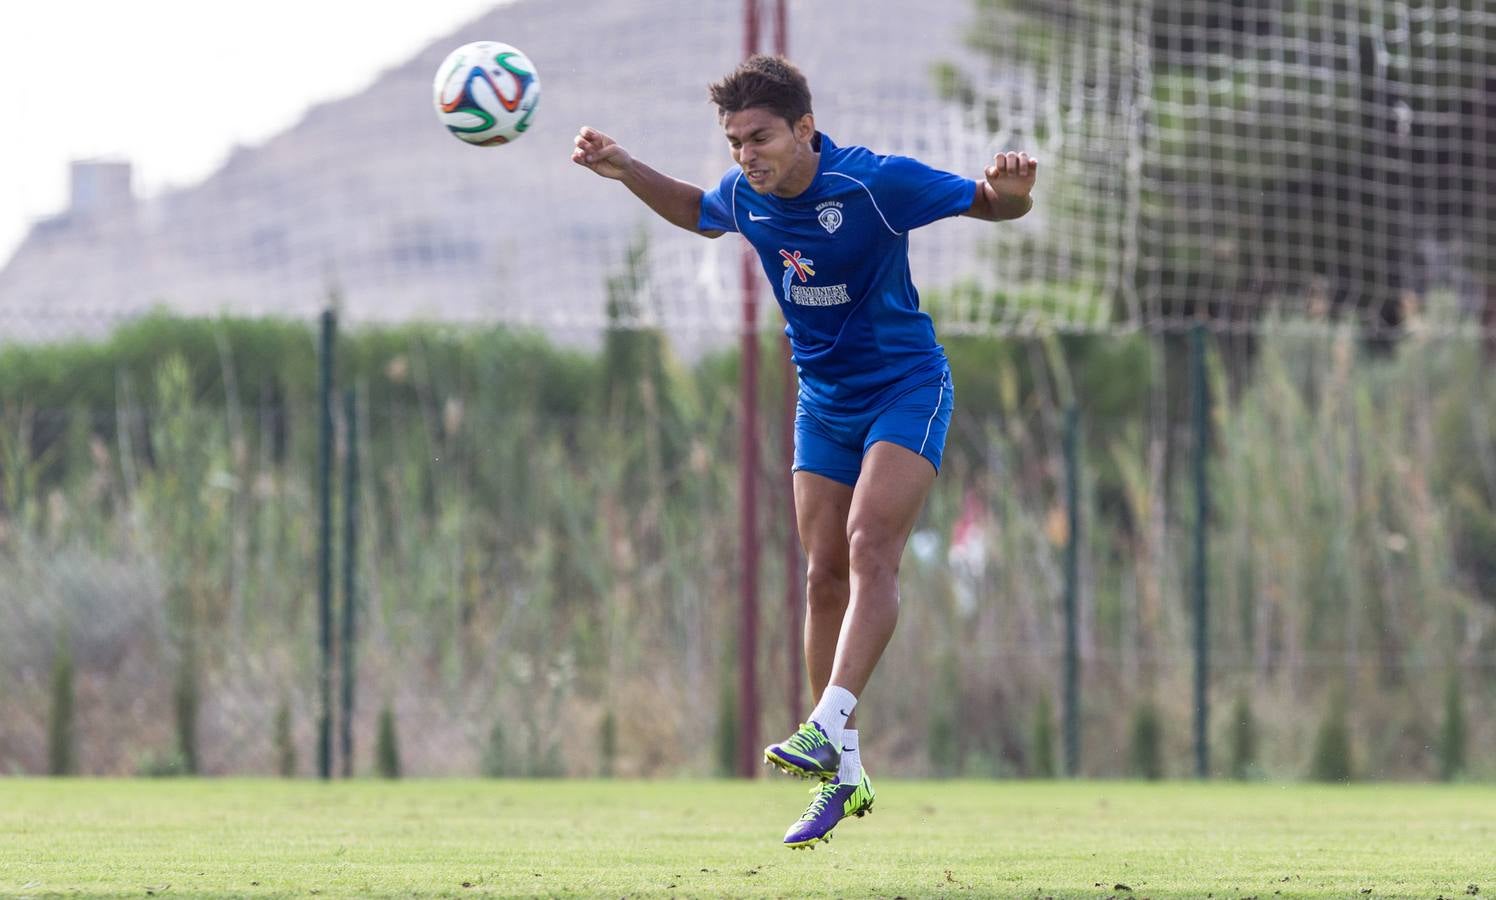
left=432, top=41, right=540, bottom=146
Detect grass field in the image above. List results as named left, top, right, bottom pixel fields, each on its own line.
left=1, top=779, right=1492, bottom=898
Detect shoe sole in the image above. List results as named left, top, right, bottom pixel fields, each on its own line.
left=763, top=749, right=837, bottom=782
left=782, top=800, right=874, bottom=850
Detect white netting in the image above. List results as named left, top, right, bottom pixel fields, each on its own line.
left=906, top=0, right=1150, bottom=335
left=1141, top=0, right=1495, bottom=335
left=0, top=0, right=1491, bottom=342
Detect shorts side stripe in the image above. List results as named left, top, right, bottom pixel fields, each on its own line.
left=917, top=373, right=947, bottom=457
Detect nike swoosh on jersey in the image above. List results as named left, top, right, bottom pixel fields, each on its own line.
left=748, top=212, right=773, bottom=221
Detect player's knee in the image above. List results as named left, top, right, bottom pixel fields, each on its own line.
left=805, top=555, right=850, bottom=607
left=846, top=526, right=900, bottom=583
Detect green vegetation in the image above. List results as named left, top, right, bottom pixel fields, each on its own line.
left=0, top=315, right=1492, bottom=780
left=1128, top=700, right=1164, bottom=781
left=1310, top=691, right=1354, bottom=783
left=274, top=699, right=296, bottom=778
left=1, top=780, right=1492, bottom=898
left=375, top=705, right=402, bottom=780
left=480, top=718, right=511, bottom=779
left=46, top=638, right=74, bottom=776
left=1440, top=672, right=1467, bottom=782
left=1227, top=692, right=1258, bottom=781
left=1028, top=691, right=1056, bottom=778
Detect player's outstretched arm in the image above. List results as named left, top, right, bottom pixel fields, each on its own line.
left=572, top=126, right=725, bottom=238
left=964, top=151, right=1038, bottom=221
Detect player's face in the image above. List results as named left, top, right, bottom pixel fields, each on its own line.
left=722, top=107, right=816, bottom=196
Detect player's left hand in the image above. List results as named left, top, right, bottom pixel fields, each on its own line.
left=985, top=151, right=1037, bottom=198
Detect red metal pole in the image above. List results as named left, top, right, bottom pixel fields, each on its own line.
left=772, top=0, right=803, bottom=734
left=738, top=252, right=761, bottom=779
left=736, top=0, right=763, bottom=780
left=781, top=337, right=800, bottom=730
left=745, top=0, right=760, bottom=57
left=774, top=0, right=787, bottom=59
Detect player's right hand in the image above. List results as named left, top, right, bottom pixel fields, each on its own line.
left=572, top=127, right=633, bottom=180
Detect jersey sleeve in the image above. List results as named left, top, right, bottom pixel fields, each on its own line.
left=698, top=168, right=741, bottom=234
left=874, top=155, right=979, bottom=233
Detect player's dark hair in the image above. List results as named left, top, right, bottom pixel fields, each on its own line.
left=708, top=55, right=813, bottom=126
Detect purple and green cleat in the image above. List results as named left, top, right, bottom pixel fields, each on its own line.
left=763, top=722, right=841, bottom=781
left=782, top=772, right=876, bottom=849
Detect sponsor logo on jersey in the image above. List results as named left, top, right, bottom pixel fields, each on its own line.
left=779, top=247, right=849, bottom=305
left=779, top=249, right=815, bottom=282
left=789, top=284, right=853, bottom=306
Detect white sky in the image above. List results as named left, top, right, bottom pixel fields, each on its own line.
left=0, top=0, right=513, bottom=265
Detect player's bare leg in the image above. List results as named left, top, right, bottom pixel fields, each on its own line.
left=774, top=445, right=933, bottom=846
left=764, top=472, right=854, bottom=782
left=793, top=471, right=866, bottom=785
left=776, top=471, right=876, bottom=848
left=795, top=471, right=854, bottom=727
left=826, top=441, right=936, bottom=694
left=766, top=442, right=935, bottom=763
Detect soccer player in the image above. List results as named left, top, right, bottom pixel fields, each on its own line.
left=572, top=55, right=1036, bottom=848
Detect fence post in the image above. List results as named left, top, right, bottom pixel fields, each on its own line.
left=1191, top=324, right=1210, bottom=779
left=317, top=308, right=336, bottom=780
left=339, top=386, right=359, bottom=778
left=1063, top=404, right=1081, bottom=777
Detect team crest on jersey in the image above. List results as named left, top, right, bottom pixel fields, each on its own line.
left=816, top=200, right=844, bottom=234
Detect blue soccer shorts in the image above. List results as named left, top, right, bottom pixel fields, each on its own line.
left=792, top=368, right=954, bottom=487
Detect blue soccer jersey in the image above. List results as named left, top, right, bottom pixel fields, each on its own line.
left=698, top=132, right=977, bottom=410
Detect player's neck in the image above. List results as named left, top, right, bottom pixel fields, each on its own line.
left=772, top=150, right=820, bottom=199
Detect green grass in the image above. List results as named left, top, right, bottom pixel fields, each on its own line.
left=1, top=779, right=1492, bottom=898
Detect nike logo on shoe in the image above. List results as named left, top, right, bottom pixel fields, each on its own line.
left=748, top=212, right=772, bottom=221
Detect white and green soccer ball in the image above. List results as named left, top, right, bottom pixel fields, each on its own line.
left=433, top=41, right=540, bottom=147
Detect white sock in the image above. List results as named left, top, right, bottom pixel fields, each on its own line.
left=838, top=729, right=862, bottom=784
left=809, top=685, right=857, bottom=749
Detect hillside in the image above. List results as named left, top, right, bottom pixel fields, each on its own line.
left=0, top=0, right=991, bottom=344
